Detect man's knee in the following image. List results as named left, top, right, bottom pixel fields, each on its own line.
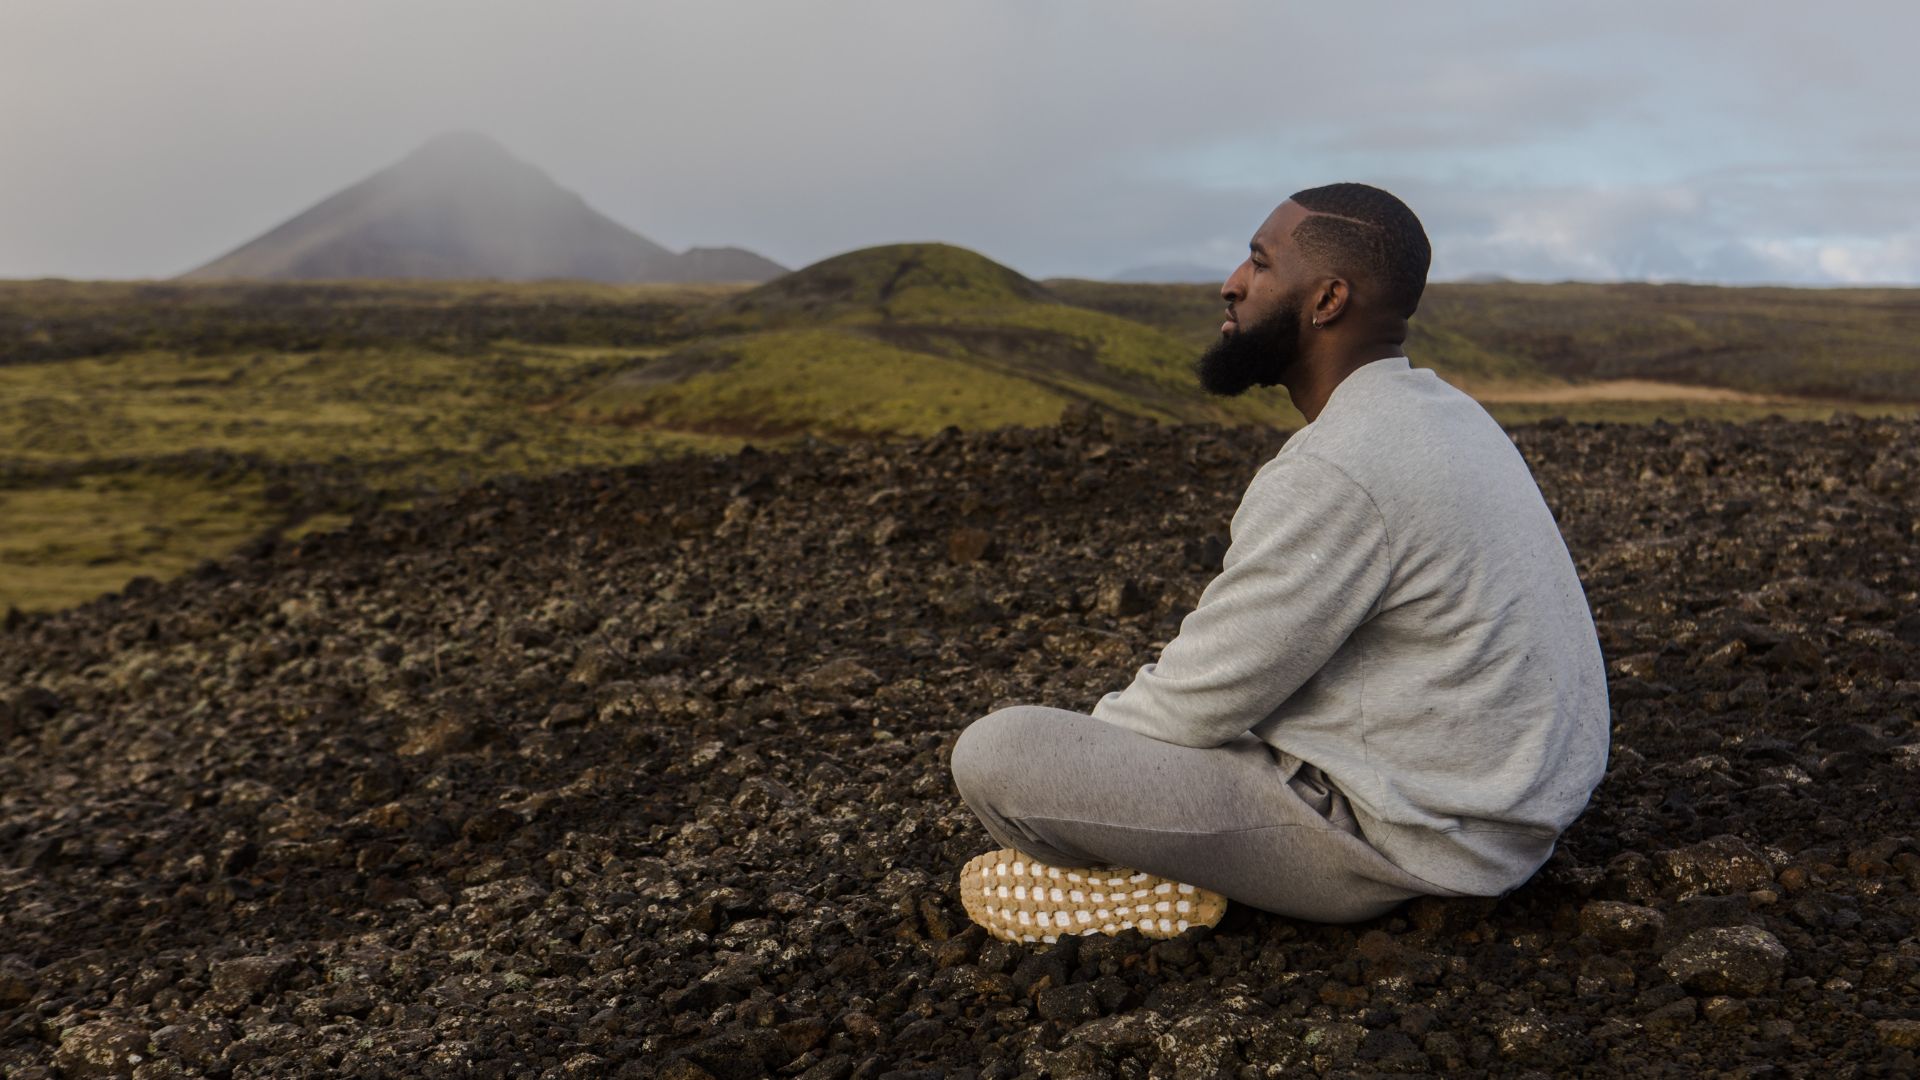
left=949, top=706, right=1034, bottom=796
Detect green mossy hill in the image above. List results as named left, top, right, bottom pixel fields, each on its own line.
left=571, top=244, right=1303, bottom=440
left=699, top=243, right=1058, bottom=329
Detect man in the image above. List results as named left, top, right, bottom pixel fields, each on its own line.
left=949, top=182, right=1610, bottom=944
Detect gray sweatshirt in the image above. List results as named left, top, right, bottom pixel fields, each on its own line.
left=1090, top=355, right=1610, bottom=896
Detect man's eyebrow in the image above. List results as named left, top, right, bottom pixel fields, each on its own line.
left=1249, top=240, right=1269, bottom=256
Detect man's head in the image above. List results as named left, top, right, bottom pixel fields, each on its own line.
left=1194, top=182, right=1431, bottom=397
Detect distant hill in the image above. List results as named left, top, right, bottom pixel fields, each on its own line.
left=1048, top=279, right=1920, bottom=402
left=1109, top=262, right=1228, bottom=285
left=560, top=242, right=1308, bottom=438
left=179, top=131, right=785, bottom=285
left=700, top=242, right=1056, bottom=327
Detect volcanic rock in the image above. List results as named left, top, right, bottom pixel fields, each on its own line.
left=3, top=414, right=1918, bottom=1074
left=1659, top=926, right=1791, bottom=997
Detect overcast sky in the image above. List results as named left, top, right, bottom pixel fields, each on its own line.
left=5, top=1, right=1918, bottom=284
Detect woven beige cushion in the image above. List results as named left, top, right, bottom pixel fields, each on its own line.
left=958, top=847, right=1229, bottom=944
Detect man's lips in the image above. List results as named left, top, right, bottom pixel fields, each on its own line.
left=1221, top=309, right=1237, bottom=334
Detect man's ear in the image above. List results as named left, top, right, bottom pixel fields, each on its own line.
left=1312, top=278, right=1350, bottom=327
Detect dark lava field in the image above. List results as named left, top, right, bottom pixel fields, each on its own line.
left=4, top=407, right=1919, bottom=1079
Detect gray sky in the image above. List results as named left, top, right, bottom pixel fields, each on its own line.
left=5, top=1, right=1918, bottom=284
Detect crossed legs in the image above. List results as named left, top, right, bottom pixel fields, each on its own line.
left=949, top=704, right=1454, bottom=924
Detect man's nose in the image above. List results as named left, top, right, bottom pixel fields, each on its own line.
left=1221, top=267, right=1244, bottom=303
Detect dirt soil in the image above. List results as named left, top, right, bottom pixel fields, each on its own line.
left=3, top=406, right=1919, bottom=1078
left=1446, top=378, right=1786, bottom=405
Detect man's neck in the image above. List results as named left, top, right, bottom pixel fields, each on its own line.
left=1285, top=345, right=1404, bottom=422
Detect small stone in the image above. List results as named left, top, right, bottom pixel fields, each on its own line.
left=399, top=715, right=478, bottom=756
left=1405, top=896, right=1498, bottom=935
left=1875, top=1019, right=1920, bottom=1049
left=1301, top=1021, right=1367, bottom=1067
left=925, top=930, right=975, bottom=960
left=1423, top=1032, right=1465, bottom=1069
left=1095, top=578, right=1152, bottom=617
left=1654, top=836, right=1774, bottom=898
left=1760, top=636, right=1824, bottom=673
left=947, top=527, right=996, bottom=564
left=1035, top=982, right=1101, bottom=1024
left=839, top=1010, right=883, bottom=1043
left=679, top=1028, right=789, bottom=1080
left=1644, top=997, right=1698, bottom=1031
left=793, top=1055, right=853, bottom=1080
left=1354, top=931, right=1444, bottom=988
left=1063, top=1011, right=1170, bottom=1053
left=147, top=1020, right=232, bottom=1069
left=0, top=959, right=33, bottom=1008
left=656, top=1058, right=722, bottom=1080
left=349, top=764, right=403, bottom=804
left=686, top=950, right=764, bottom=1009
left=210, top=955, right=299, bottom=999
left=1578, top=901, right=1666, bottom=949
left=460, top=807, right=525, bottom=842
left=1659, top=926, right=1789, bottom=997
left=1847, top=837, right=1902, bottom=877
left=1022, top=1041, right=1106, bottom=1080
left=799, top=658, right=879, bottom=696
left=543, top=701, right=591, bottom=730
left=567, top=646, right=626, bottom=685
left=1702, top=996, right=1750, bottom=1025
left=55, top=1019, right=149, bottom=1078
left=775, top=1017, right=829, bottom=1059
left=891, top=1017, right=946, bottom=1050
left=363, top=802, right=412, bottom=829
left=1495, top=1013, right=1553, bottom=1058
left=1357, top=1028, right=1425, bottom=1068
left=1653, top=893, right=1755, bottom=953
left=1153, top=1012, right=1248, bottom=1077
left=1317, top=981, right=1369, bottom=1009
left=1149, top=936, right=1196, bottom=968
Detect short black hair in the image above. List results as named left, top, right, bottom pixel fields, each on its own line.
left=1287, top=183, right=1431, bottom=320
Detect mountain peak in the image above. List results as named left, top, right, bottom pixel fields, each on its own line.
left=179, top=135, right=784, bottom=284
left=411, top=129, right=515, bottom=158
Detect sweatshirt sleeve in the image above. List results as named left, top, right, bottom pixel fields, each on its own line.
left=1088, top=452, right=1394, bottom=749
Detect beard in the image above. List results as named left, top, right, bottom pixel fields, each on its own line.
left=1191, top=298, right=1304, bottom=397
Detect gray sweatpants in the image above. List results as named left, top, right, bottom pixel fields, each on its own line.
left=949, top=704, right=1463, bottom=924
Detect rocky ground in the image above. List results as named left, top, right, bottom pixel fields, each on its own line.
left=3, top=406, right=1918, bottom=1078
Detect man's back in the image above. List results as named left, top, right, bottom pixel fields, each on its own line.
left=1259, top=354, right=1609, bottom=893
left=1091, top=355, right=1610, bottom=896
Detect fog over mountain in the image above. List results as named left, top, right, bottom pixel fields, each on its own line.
left=180, top=132, right=784, bottom=284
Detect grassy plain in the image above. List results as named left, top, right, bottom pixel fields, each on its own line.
left=1051, top=278, right=1920, bottom=400
left=3, top=259, right=1917, bottom=612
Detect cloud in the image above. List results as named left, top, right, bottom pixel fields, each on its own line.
left=1750, top=235, right=1920, bottom=286
left=1405, top=169, right=1920, bottom=285
left=1, top=0, right=1917, bottom=284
